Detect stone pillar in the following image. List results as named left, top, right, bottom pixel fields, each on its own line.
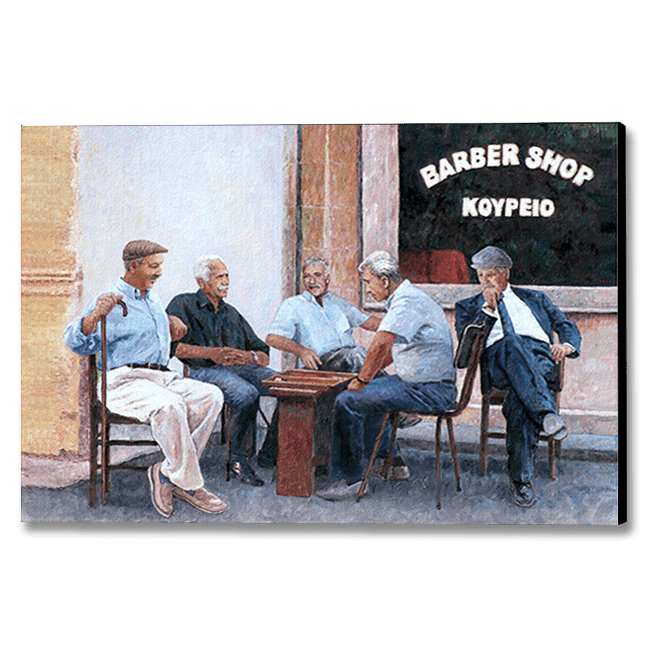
left=21, top=126, right=86, bottom=457
left=299, top=125, right=362, bottom=305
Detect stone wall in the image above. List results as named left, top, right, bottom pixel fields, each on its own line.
left=21, top=126, right=85, bottom=456
left=299, top=125, right=362, bottom=305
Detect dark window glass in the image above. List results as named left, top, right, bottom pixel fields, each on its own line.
left=398, top=123, right=620, bottom=287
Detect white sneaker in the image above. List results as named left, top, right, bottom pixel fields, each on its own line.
left=316, top=479, right=369, bottom=501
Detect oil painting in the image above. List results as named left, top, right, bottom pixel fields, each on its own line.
left=21, top=124, right=622, bottom=524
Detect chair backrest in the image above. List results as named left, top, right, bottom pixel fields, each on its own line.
left=452, top=322, right=486, bottom=414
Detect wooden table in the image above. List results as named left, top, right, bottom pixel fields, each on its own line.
left=262, top=369, right=355, bottom=497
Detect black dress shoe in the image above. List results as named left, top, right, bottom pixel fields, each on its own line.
left=509, top=479, right=536, bottom=507
left=230, top=460, right=264, bottom=486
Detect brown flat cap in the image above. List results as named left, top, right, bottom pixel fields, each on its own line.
left=122, top=240, right=169, bottom=262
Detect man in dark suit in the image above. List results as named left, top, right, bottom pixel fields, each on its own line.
left=455, top=246, right=581, bottom=507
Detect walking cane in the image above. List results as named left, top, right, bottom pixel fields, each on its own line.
left=99, top=299, right=128, bottom=504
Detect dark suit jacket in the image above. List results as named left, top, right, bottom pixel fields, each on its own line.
left=455, top=286, right=581, bottom=393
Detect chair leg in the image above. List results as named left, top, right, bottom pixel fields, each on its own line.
left=106, top=432, right=112, bottom=494
left=101, top=422, right=110, bottom=505
left=357, top=412, right=392, bottom=502
left=221, top=407, right=228, bottom=445
left=479, top=398, right=490, bottom=476
left=224, top=405, right=232, bottom=481
left=435, top=417, right=442, bottom=510
left=446, top=418, right=462, bottom=492
left=548, top=438, right=556, bottom=480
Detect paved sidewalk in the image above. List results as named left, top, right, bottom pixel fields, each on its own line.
left=21, top=423, right=620, bottom=525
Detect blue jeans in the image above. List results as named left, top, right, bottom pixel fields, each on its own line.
left=331, top=375, right=457, bottom=482
left=189, top=364, right=279, bottom=462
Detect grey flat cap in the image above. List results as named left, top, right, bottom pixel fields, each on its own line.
left=470, top=246, right=513, bottom=270
left=122, top=239, right=168, bottom=262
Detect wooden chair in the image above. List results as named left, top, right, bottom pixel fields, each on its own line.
left=479, top=356, right=566, bottom=479
left=357, top=322, right=487, bottom=508
left=88, top=300, right=158, bottom=507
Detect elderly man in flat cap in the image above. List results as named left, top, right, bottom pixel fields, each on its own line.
left=64, top=240, right=228, bottom=518
left=455, top=246, right=581, bottom=507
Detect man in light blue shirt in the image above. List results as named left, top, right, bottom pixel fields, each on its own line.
left=266, top=255, right=381, bottom=372
left=317, top=251, right=457, bottom=501
left=64, top=240, right=227, bottom=518
left=261, top=255, right=391, bottom=467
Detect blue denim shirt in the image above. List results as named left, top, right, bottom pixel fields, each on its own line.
left=63, top=278, right=171, bottom=370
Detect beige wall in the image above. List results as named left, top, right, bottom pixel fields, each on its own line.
left=21, top=126, right=85, bottom=456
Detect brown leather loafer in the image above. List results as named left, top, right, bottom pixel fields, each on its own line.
left=147, top=462, right=173, bottom=518
left=172, top=485, right=228, bottom=514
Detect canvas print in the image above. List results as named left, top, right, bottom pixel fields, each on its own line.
left=21, top=123, right=623, bottom=524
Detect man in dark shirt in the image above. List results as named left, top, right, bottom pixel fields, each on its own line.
left=167, top=255, right=278, bottom=487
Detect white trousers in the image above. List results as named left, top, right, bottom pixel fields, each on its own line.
left=105, top=367, right=224, bottom=490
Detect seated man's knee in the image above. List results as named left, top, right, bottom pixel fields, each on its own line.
left=196, top=383, right=224, bottom=411
left=154, top=394, right=189, bottom=420
left=228, top=381, right=260, bottom=411
left=335, top=389, right=369, bottom=417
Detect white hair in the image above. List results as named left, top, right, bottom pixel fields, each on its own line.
left=302, top=255, right=330, bottom=279
left=193, top=255, right=226, bottom=282
left=358, top=250, right=402, bottom=282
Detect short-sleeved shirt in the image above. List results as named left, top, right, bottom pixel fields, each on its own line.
left=63, top=277, right=171, bottom=371
left=166, top=290, right=269, bottom=369
left=378, top=279, right=455, bottom=383
left=267, top=291, right=370, bottom=360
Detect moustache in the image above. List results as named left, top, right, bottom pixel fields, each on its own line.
left=149, top=275, right=161, bottom=281
left=218, top=285, right=229, bottom=291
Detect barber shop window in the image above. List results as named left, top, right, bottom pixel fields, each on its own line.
left=398, top=123, right=620, bottom=287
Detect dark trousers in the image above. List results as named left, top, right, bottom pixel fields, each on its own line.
left=483, top=335, right=559, bottom=483
left=331, top=375, right=457, bottom=482
left=190, top=364, right=279, bottom=462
